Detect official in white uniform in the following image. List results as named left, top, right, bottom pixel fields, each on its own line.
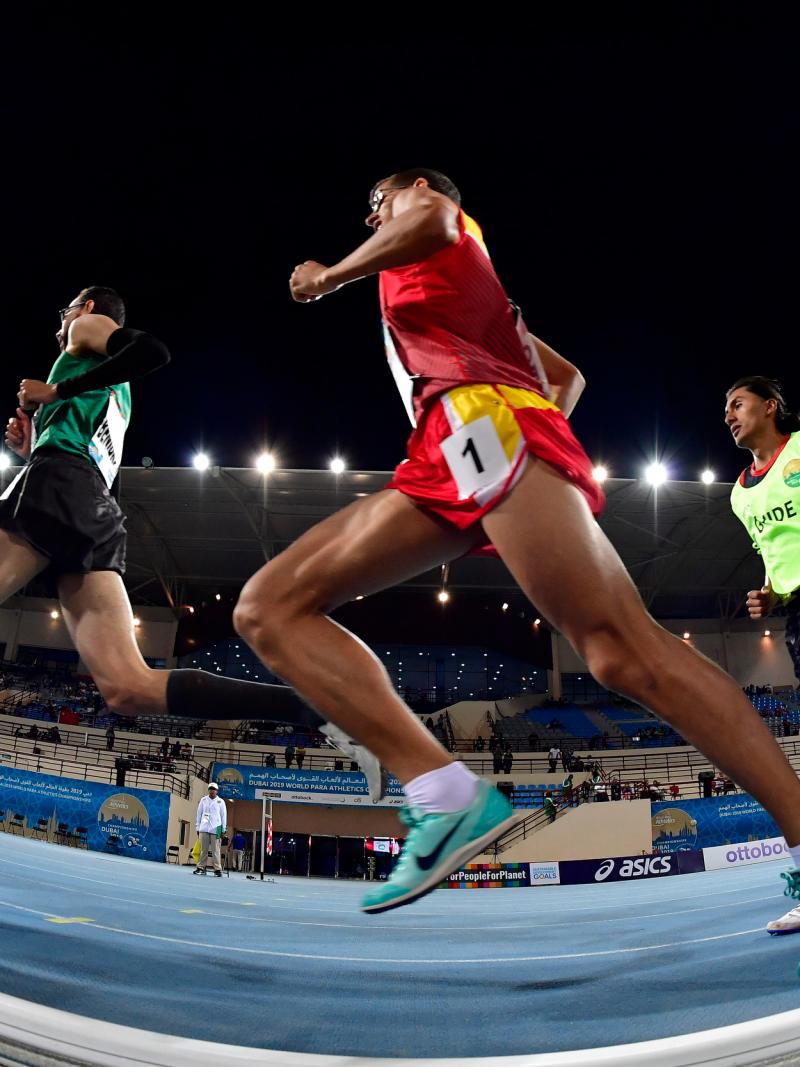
left=194, top=782, right=227, bottom=876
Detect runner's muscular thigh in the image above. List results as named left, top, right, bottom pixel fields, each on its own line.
left=243, top=489, right=479, bottom=614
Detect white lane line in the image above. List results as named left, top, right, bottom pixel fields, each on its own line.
left=0, top=898, right=770, bottom=964
left=1, top=869, right=783, bottom=933
left=0, top=856, right=358, bottom=913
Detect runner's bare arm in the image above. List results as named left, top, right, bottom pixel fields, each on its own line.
left=66, top=314, right=122, bottom=357
left=527, top=333, right=586, bottom=418
left=290, top=189, right=459, bottom=302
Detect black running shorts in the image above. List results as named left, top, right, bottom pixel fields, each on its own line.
left=0, top=447, right=126, bottom=575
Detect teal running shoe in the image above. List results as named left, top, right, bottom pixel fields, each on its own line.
left=361, top=780, right=518, bottom=914
left=768, top=867, right=800, bottom=936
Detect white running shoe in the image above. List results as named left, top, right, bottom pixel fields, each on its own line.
left=767, top=904, right=800, bottom=934
left=320, top=723, right=388, bottom=804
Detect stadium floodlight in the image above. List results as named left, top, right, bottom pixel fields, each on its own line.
left=437, top=590, right=450, bottom=603
left=700, top=469, right=715, bottom=485
left=256, top=452, right=276, bottom=474
left=50, top=610, right=59, bottom=620
left=593, top=465, right=608, bottom=483
left=330, top=457, right=345, bottom=474
left=683, top=631, right=691, bottom=640
left=193, top=453, right=210, bottom=472
left=0, top=454, right=10, bottom=471
left=645, top=462, right=668, bottom=487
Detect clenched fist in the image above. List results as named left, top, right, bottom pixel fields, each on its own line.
left=746, top=580, right=778, bottom=620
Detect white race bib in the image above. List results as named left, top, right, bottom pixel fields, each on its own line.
left=383, top=323, right=417, bottom=427
left=88, top=392, right=127, bottom=489
left=439, top=415, right=513, bottom=500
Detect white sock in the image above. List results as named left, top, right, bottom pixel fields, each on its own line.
left=404, top=762, right=480, bottom=813
left=788, top=844, right=800, bottom=869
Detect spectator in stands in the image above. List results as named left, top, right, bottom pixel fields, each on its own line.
left=284, top=743, right=295, bottom=769
left=170, top=740, right=182, bottom=759
left=473, top=736, right=485, bottom=753
left=488, top=733, right=498, bottom=754
left=46, top=726, right=62, bottom=744
left=230, top=830, right=246, bottom=871
left=543, top=793, right=557, bottom=823
left=492, top=746, right=503, bottom=774
left=669, top=783, right=681, bottom=799
left=561, top=746, right=571, bottom=772
left=610, top=779, right=621, bottom=801
left=160, top=736, right=170, bottom=759
left=502, top=746, right=514, bottom=774
left=105, top=725, right=115, bottom=751
left=180, top=743, right=192, bottom=759
left=622, top=782, right=634, bottom=800
left=264, top=752, right=277, bottom=768
left=295, top=744, right=306, bottom=769
left=547, top=744, right=560, bottom=774
left=25, top=725, right=39, bottom=740
left=560, top=773, right=574, bottom=805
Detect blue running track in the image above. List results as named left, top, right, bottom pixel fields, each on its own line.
left=1, top=834, right=799, bottom=1059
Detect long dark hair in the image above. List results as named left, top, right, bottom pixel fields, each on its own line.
left=727, top=376, right=800, bottom=434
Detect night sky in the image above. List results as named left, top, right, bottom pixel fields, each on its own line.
left=2, top=10, right=796, bottom=487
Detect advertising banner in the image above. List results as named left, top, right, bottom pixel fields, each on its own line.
left=214, top=763, right=404, bottom=807
left=0, top=767, right=169, bottom=861
left=651, top=795, right=780, bottom=852
left=703, top=836, right=789, bottom=871
left=443, top=863, right=532, bottom=889
left=529, top=861, right=561, bottom=886
left=557, top=850, right=705, bottom=885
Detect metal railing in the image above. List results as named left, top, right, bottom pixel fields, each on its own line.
left=0, top=715, right=208, bottom=782
left=0, top=749, right=190, bottom=798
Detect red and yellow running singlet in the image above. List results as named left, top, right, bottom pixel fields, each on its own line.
left=379, top=212, right=545, bottom=424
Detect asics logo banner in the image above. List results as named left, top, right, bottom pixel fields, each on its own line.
left=594, top=859, right=615, bottom=881
left=594, top=856, right=672, bottom=881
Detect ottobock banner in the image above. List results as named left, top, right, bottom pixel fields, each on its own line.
left=557, top=850, right=705, bottom=885
left=0, top=767, right=169, bottom=861
left=651, top=795, right=780, bottom=852
left=703, top=836, right=790, bottom=871
left=212, top=763, right=404, bottom=807
left=444, top=863, right=532, bottom=889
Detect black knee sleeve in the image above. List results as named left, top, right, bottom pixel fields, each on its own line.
left=165, top=669, right=324, bottom=726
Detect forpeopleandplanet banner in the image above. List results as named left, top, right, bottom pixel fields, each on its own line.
left=444, top=863, right=532, bottom=888
left=212, top=763, right=404, bottom=807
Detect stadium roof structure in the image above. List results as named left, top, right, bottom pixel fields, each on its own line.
left=113, top=466, right=761, bottom=621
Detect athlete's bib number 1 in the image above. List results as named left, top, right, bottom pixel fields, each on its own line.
left=440, top=415, right=513, bottom=500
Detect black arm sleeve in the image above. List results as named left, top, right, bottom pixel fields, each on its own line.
left=56, top=328, right=171, bottom=400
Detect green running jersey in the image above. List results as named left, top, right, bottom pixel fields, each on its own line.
left=730, top=431, right=800, bottom=598
left=31, top=351, right=132, bottom=488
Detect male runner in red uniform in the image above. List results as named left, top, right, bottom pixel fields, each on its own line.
left=234, top=169, right=800, bottom=913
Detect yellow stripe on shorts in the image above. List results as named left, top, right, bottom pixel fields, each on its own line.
left=442, top=384, right=522, bottom=464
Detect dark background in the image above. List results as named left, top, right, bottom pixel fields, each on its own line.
left=2, top=8, right=795, bottom=482
left=1, top=8, right=796, bottom=650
